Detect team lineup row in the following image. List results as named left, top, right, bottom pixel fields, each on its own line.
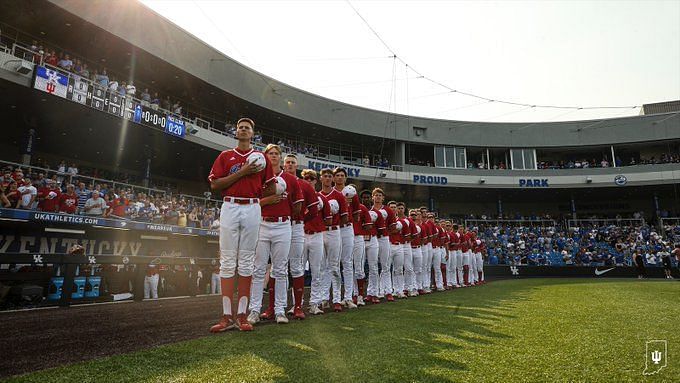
left=206, top=118, right=487, bottom=332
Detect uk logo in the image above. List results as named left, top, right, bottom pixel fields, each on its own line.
left=510, top=266, right=519, bottom=275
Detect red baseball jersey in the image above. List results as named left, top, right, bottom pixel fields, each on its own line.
left=438, top=226, right=448, bottom=247
left=319, top=188, right=347, bottom=226
left=58, top=193, right=78, bottom=214
left=304, top=192, right=331, bottom=233
left=262, top=170, right=303, bottom=218
left=351, top=194, right=361, bottom=216
left=461, top=232, right=473, bottom=252
left=368, top=206, right=385, bottom=237
left=449, top=231, right=461, bottom=250
left=38, top=187, right=60, bottom=212
left=295, top=177, right=319, bottom=222
left=400, top=217, right=412, bottom=242
left=410, top=223, right=422, bottom=246
left=208, top=147, right=275, bottom=198
left=352, top=204, right=373, bottom=236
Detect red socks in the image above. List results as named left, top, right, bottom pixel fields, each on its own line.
left=292, top=276, right=305, bottom=309
left=357, top=278, right=365, bottom=297
left=441, top=265, right=447, bottom=286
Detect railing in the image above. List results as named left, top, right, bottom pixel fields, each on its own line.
left=567, top=218, right=646, bottom=228
left=0, top=159, right=167, bottom=197
left=660, top=217, right=680, bottom=243
left=465, top=219, right=558, bottom=228
left=179, top=194, right=223, bottom=208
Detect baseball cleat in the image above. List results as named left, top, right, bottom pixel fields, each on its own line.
left=287, top=307, right=295, bottom=316
left=333, top=303, right=342, bottom=312
left=309, top=305, right=324, bottom=315
left=371, top=296, right=381, bottom=304
left=247, top=311, right=260, bottom=325
left=340, top=300, right=347, bottom=307
left=209, top=315, right=236, bottom=333
left=437, top=288, right=446, bottom=292
left=293, top=307, right=306, bottom=320
left=345, top=299, right=358, bottom=309
left=275, top=313, right=289, bottom=324
left=356, top=296, right=366, bottom=306
left=386, top=294, right=395, bottom=302
left=417, top=289, right=425, bottom=295
left=408, top=290, right=418, bottom=297
left=396, top=292, right=407, bottom=299
left=260, top=309, right=275, bottom=320
left=236, top=315, right=253, bottom=332
left=321, top=300, right=330, bottom=310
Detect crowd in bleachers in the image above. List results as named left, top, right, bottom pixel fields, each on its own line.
left=0, top=163, right=221, bottom=229
left=476, top=221, right=673, bottom=267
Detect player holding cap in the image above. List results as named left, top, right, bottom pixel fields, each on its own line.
left=333, top=168, right=359, bottom=309
left=301, top=169, right=331, bottom=315
left=208, top=117, right=276, bottom=332
left=453, top=224, right=464, bottom=288
left=361, top=189, right=381, bottom=303
left=396, top=202, right=414, bottom=297
left=476, top=236, right=486, bottom=284
left=388, top=201, right=408, bottom=299
left=409, top=209, right=424, bottom=295
left=461, top=227, right=473, bottom=286
left=247, top=144, right=303, bottom=326
left=420, top=210, right=434, bottom=293
left=373, top=188, right=397, bottom=301
left=349, top=185, right=373, bottom=305
left=283, top=154, right=319, bottom=318
left=438, top=220, right=450, bottom=290
left=319, top=168, right=348, bottom=312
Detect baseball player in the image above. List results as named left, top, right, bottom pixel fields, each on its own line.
left=438, top=220, right=450, bottom=290
left=387, top=201, right=406, bottom=299
left=461, top=227, right=473, bottom=286
left=444, top=221, right=456, bottom=288
left=451, top=224, right=464, bottom=288
left=283, top=154, right=319, bottom=318
left=208, top=117, right=276, bottom=333
left=409, top=209, right=424, bottom=295
left=319, top=168, right=348, bottom=312
left=396, top=202, right=415, bottom=297
left=351, top=186, right=373, bottom=305
left=301, top=169, right=331, bottom=315
left=333, top=168, right=358, bottom=309
left=373, top=188, right=397, bottom=301
left=476, top=237, right=486, bottom=284
left=248, top=144, right=303, bottom=326
left=361, top=189, right=381, bottom=304
left=430, top=218, right=444, bottom=291
left=420, top=210, right=434, bottom=293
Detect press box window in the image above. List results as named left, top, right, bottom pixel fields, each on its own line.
left=510, top=149, right=536, bottom=170
left=434, top=146, right=466, bottom=169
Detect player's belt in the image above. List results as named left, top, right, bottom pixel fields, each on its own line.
left=341, top=223, right=353, bottom=228
left=223, top=196, right=259, bottom=204
left=326, top=225, right=339, bottom=231
left=411, top=245, right=421, bottom=249
left=292, top=220, right=303, bottom=225
left=263, top=216, right=290, bottom=223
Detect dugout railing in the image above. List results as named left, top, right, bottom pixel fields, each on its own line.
left=0, top=252, right=217, bottom=308
left=567, top=218, right=646, bottom=228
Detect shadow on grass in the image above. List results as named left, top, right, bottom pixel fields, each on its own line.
left=8, top=279, right=599, bottom=383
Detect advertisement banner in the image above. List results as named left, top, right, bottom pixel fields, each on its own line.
left=34, top=66, right=68, bottom=98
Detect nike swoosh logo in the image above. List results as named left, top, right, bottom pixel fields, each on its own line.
left=594, top=267, right=615, bottom=276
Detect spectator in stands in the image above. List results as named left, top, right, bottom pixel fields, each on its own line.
left=84, top=191, right=107, bottom=216
left=45, top=49, right=58, bottom=67
left=37, top=179, right=61, bottom=212
left=162, top=96, right=172, bottom=110
left=201, top=210, right=213, bottom=229
left=67, top=163, right=78, bottom=177
left=118, top=81, right=127, bottom=96
left=141, top=88, right=151, bottom=106
left=57, top=53, right=73, bottom=71
left=110, top=192, right=129, bottom=218
left=80, top=63, right=89, bottom=79
left=150, top=92, right=160, bottom=110
left=108, top=77, right=119, bottom=94
left=363, top=155, right=370, bottom=166
left=177, top=207, right=187, bottom=227
left=75, top=182, right=90, bottom=213
left=58, top=184, right=78, bottom=214
left=17, top=178, right=37, bottom=210
left=188, top=207, right=199, bottom=228
left=165, top=203, right=179, bottom=225
left=173, top=101, right=182, bottom=115
left=4, top=181, right=19, bottom=208
left=126, top=82, right=136, bottom=97
left=95, top=70, right=109, bottom=87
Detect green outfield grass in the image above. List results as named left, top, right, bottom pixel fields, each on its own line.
left=6, top=278, right=679, bottom=383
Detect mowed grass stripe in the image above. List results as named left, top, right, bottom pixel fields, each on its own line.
left=5, top=279, right=678, bottom=383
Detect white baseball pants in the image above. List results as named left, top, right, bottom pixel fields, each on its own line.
left=219, top=202, right=261, bottom=278
left=390, top=243, right=404, bottom=295
left=421, top=243, right=433, bottom=290
left=455, top=250, right=463, bottom=286
left=352, top=235, right=366, bottom=291
left=340, top=226, right=355, bottom=301
left=476, top=252, right=484, bottom=281
left=433, top=246, right=443, bottom=290
left=365, top=236, right=379, bottom=297
left=323, top=229, right=342, bottom=304
left=144, top=274, right=159, bottom=299
left=378, top=236, right=392, bottom=296
left=403, top=245, right=414, bottom=292
left=303, top=232, right=324, bottom=306
left=412, top=246, right=423, bottom=290
left=250, top=221, right=291, bottom=315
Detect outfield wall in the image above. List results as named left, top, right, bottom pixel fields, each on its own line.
left=484, top=265, right=674, bottom=279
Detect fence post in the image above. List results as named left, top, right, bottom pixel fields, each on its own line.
left=58, top=263, right=76, bottom=308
